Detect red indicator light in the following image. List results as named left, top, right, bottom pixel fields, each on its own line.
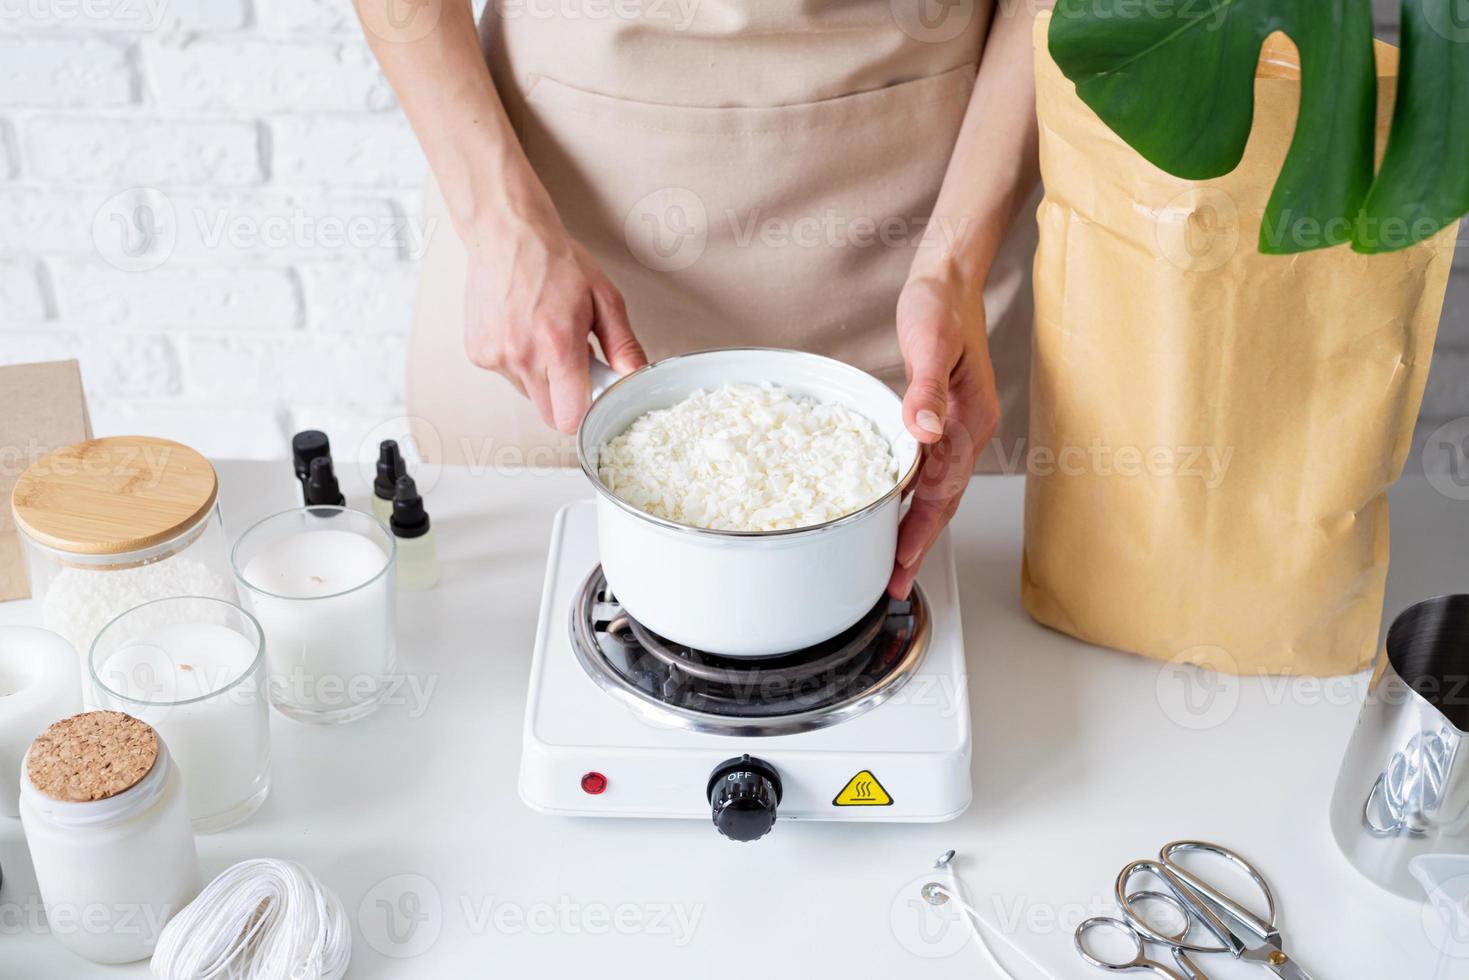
left=580, top=772, right=608, bottom=795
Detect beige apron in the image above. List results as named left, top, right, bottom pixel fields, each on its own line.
left=407, top=0, right=1034, bottom=470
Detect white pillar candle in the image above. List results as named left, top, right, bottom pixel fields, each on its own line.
left=239, top=527, right=395, bottom=722
left=0, top=627, right=82, bottom=817
left=93, top=621, right=268, bottom=830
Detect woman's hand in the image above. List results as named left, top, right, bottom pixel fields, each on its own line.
left=462, top=206, right=647, bottom=435
left=879, top=0, right=1038, bottom=596
left=888, top=273, right=1000, bottom=599
left=351, top=0, right=646, bottom=433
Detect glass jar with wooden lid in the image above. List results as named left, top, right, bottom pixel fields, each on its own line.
left=11, top=437, right=236, bottom=691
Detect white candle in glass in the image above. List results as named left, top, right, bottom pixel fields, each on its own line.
left=92, top=620, right=268, bottom=831
left=0, top=627, right=82, bottom=817
left=239, top=525, right=395, bottom=722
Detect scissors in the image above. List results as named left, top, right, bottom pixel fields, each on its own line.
left=1074, top=840, right=1315, bottom=980
left=1075, top=889, right=1207, bottom=979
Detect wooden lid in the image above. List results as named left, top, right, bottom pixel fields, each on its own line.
left=26, top=711, right=159, bottom=803
left=11, top=436, right=218, bottom=556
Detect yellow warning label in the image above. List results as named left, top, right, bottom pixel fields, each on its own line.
left=832, top=770, right=893, bottom=806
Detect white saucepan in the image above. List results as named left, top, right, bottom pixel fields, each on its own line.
left=578, top=348, right=920, bottom=657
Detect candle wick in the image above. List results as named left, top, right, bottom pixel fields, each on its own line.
left=310, top=575, right=324, bottom=585
left=180, top=664, right=193, bottom=672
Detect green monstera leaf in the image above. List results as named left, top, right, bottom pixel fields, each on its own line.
left=1048, top=0, right=1468, bottom=255
left=1358, top=0, right=1469, bottom=253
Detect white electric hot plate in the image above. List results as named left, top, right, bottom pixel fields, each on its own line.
left=518, top=501, right=971, bottom=841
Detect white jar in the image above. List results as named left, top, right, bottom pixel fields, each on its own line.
left=19, top=711, right=201, bottom=964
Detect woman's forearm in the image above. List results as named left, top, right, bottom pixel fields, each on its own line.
left=911, top=4, right=1046, bottom=301
left=357, top=1, right=646, bottom=431
left=353, top=0, right=560, bottom=255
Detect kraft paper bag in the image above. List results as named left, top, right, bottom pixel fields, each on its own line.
left=1023, top=15, right=1457, bottom=676
left=0, top=360, right=92, bottom=602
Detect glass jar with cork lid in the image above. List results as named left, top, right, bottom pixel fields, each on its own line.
left=19, top=710, right=201, bottom=963
left=11, top=437, right=236, bottom=698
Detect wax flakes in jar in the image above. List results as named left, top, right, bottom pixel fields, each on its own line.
left=10, top=437, right=236, bottom=701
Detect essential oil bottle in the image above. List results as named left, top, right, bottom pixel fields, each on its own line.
left=291, top=431, right=331, bottom=505
left=390, top=475, right=439, bottom=591
left=373, top=440, right=406, bottom=525
left=304, top=456, right=345, bottom=508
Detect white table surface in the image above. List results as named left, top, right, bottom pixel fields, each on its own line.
left=2, top=462, right=1465, bottom=979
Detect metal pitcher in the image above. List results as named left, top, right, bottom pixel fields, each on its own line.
left=1331, top=595, right=1469, bottom=898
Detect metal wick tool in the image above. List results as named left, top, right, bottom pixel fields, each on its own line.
left=922, top=850, right=957, bottom=906
left=914, top=850, right=1047, bottom=980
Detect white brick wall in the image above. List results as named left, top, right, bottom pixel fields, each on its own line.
left=0, top=0, right=1464, bottom=475
left=0, top=121, right=18, bottom=177
left=0, top=0, right=431, bottom=461
left=144, top=39, right=395, bottom=112
left=1, top=36, right=136, bottom=106
left=0, top=257, right=49, bottom=319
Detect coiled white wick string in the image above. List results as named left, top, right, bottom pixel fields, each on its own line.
left=151, top=859, right=351, bottom=980
left=921, top=850, right=1055, bottom=980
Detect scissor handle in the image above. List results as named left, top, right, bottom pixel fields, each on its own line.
left=1159, top=841, right=1278, bottom=942
left=1117, top=861, right=1230, bottom=956
left=1074, top=917, right=1191, bottom=980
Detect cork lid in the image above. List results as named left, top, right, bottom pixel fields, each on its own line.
left=26, top=711, right=159, bottom=803
left=12, top=436, right=218, bottom=556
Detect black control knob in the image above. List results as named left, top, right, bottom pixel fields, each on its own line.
left=707, top=755, right=782, bottom=842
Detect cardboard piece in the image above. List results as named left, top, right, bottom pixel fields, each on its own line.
left=1023, top=16, right=1457, bottom=676
left=1, top=360, right=92, bottom=601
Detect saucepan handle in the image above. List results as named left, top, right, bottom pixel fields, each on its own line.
left=588, top=354, right=621, bottom=401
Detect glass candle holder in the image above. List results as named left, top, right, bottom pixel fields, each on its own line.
left=0, top=627, right=82, bottom=817
left=89, top=597, right=270, bottom=834
left=230, top=507, right=396, bottom=725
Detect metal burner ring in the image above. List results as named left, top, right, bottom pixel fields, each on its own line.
left=624, top=603, right=888, bottom=687
left=569, top=566, right=931, bottom=737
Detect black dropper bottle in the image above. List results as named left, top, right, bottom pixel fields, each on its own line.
left=390, top=475, right=429, bottom=537
left=390, top=475, right=438, bottom=590
left=373, top=440, right=407, bottom=523
left=305, top=456, right=346, bottom=509
left=292, top=430, right=331, bottom=504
